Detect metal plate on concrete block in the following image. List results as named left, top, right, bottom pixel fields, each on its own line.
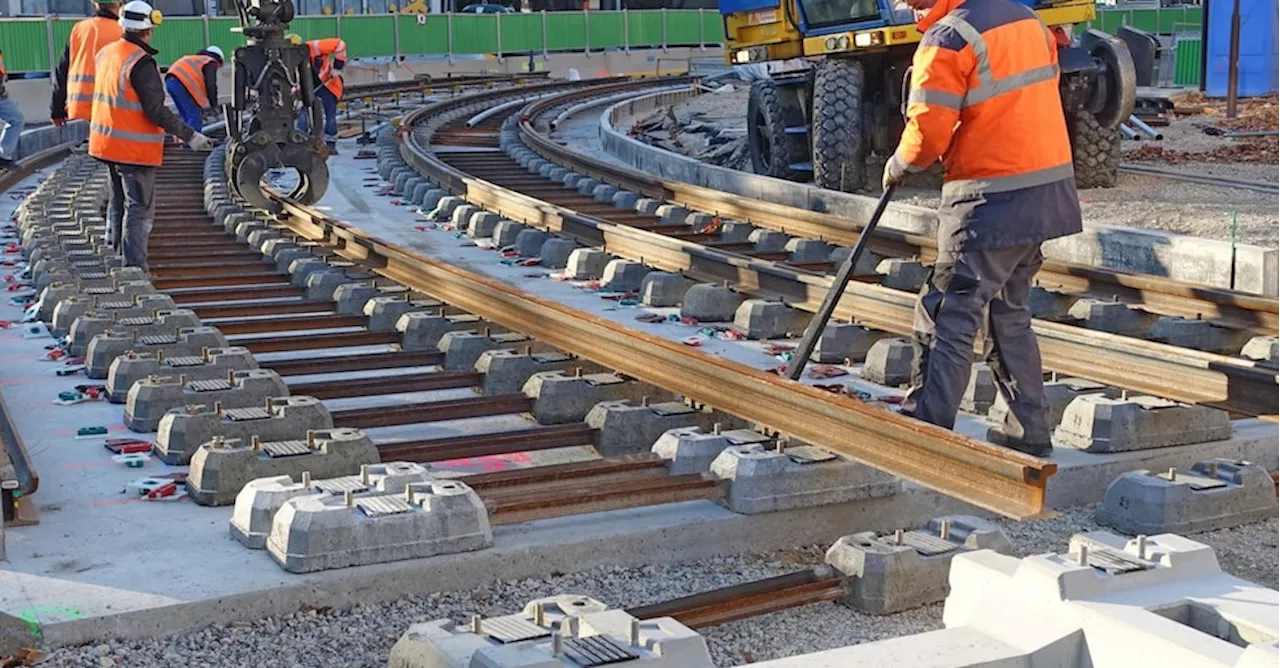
left=722, top=429, right=770, bottom=446
left=1132, top=396, right=1179, bottom=410
left=84, top=287, right=117, bottom=295
left=116, top=316, right=156, bottom=327
left=189, top=379, right=234, bottom=392
left=78, top=271, right=109, bottom=280
left=311, top=476, right=366, bottom=494
left=564, top=635, right=639, bottom=666
left=224, top=407, right=273, bottom=421
left=584, top=374, right=624, bottom=387
left=786, top=445, right=837, bottom=465
left=902, top=531, right=957, bottom=556
left=164, top=355, right=206, bottom=368
left=263, top=440, right=312, bottom=458
left=357, top=496, right=415, bottom=517
left=651, top=403, right=696, bottom=417
left=1158, top=471, right=1228, bottom=490
left=1086, top=548, right=1153, bottom=575
left=533, top=352, right=573, bottom=363
left=484, top=615, right=549, bottom=644
left=99, top=300, right=133, bottom=310
left=138, top=334, right=180, bottom=345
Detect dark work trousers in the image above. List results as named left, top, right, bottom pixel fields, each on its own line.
left=902, top=243, right=1051, bottom=442
left=106, top=162, right=157, bottom=271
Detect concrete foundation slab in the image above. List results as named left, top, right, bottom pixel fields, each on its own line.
left=585, top=400, right=721, bottom=457
left=1055, top=395, right=1233, bottom=452
left=124, top=370, right=290, bottom=433
left=523, top=371, right=670, bottom=425
left=861, top=337, right=917, bottom=387
left=84, top=326, right=229, bottom=379
left=106, top=347, right=258, bottom=403
left=1095, top=458, right=1277, bottom=535
left=710, top=443, right=901, bottom=514
left=640, top=272, right=692, bottom=307
left=732, top=299, right=805, bottom=340
left=680, top=284, right=744, bottom=322
left=154, top=396, right=333, bottom=466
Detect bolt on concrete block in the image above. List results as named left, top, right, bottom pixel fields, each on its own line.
left=732, top=299, right=806, bottom=340
left=825, top=515, right=1013, bottom=614
left=1095, top=459, right=1277, bottom=536
left=523, top=371, right=670, bottom=425
left=85, top=326, right=229, bottom=380
left=681, top=284, right=744, bottom=322
left=125, top=369, right=290, bottom=433
left=748, top=229, right=790, bottom=252
left=586, top=400, right=722, bottom=457
left=491, top=220, right=528, bottom=247
left=655, top=204, right=689, bottom=225
left=611, top=190, right=639, bottom=210
left=267, top=479, right=492, bottom=573
left=185, top=426, right=378, bottom=508
left=1055, top=394, right=1232, bottom=453
left=812, top=322, right=886, bottom=364
left=875, top=258, right=930, bottom=292
left=718, top=221, right=755, bottom=243
left=429, top=196, right=467, bottom=222
left=107, top=347, right=257, bottom=404
left=365, top=296, right=439, bottom=332
left=633, top=197, right=664, bottom=215
left=70, top=307, right=201, bottom=358
left=230, top=461, right=433, bottom=549
left=398, top=312, right=482, bottom=352
left=786, top=238, right=833, bottom=263
left=449, top=204, right=482, bottom=231
left=514, top=228, right=551, bottom=258
left=467, top=212, right=502, bottom=239
left=861, top=338, right=917, bottom=387
left=641, top=272, right=693, bottom=307
left=652, top=426, right=734, bottom=475
left=565, top=248, right=612, bottom=280
left=601, top=259, right=651, bottom=293
left=959, top=363, right=998, bottom=415
left=475, top=349, right=599, bottom=396
left=710, top=443, right=900, bottom=514
left=1241, top=335, right=1279, bottom=366
left=440, top=330, right=536, bottom=371
left=539, top=237, right=578, bottom=269
left=155, top=396, right=332, bottom=466
left=1145, top=317, right=1244, bottom=354
left=591, top=183, right=618, bottom=203
left=1068, top=298, right=1159, bottom=336
left=988, top=377, right=1120, bottom=430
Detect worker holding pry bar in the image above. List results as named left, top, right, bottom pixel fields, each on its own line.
left=882, top=0, right=1082, bottom=456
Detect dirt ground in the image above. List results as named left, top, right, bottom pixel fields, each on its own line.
left=635, top=85, right=1278, bottom=248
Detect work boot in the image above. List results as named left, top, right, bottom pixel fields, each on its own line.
left=326, top=141, right=338, bottom=156
left=986, top=426, right=1052, bottom=458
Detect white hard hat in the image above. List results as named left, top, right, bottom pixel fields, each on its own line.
left=119, top=0, right=161, bottom=30
left=206, top=45, right=224, bottom=61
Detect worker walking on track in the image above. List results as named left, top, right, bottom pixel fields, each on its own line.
left=164, top=46, right=224, bottom=133
left=0, top=51, right=25, bottom=168
left=50, top=0, right=124, bottom=126
left=303, top=37, right=347, bottom=154
left=89, top=0, right=213, bottom=271
left=882, top=0, right=1081, bottom=457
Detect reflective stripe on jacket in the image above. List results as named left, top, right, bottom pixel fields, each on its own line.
left=167, top=54, right=215, bottom=108
left=89, top=40, right=165, bottom=167
left=67, top=16, right=125, bottom=121
left=892, top=0, right=1082, bottom=251
left=307, top=38, right=347, bottom=99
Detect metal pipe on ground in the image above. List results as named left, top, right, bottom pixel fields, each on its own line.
left=1120, top=124, right=1141, bottom=140
left=1128, top=115, right=1163, bottom=140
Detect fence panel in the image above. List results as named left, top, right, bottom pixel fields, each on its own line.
left=544, top=11, right=586, bottom=52
left=288, top=15, right=341, bottom=41
left=451, top=14, right=499, bottom=54
left=150, top=17, right=208, bottom=66
left=626, top=10, right=664, bottom=48
left=1173, top=35, right=1202, bottom=87
left=0, top=19, right=53, bottom=72
left=339, top=15, right=395, bottom=57
left=397, top=13, right=450, bottom=55
left=665, top=9, right=701, bottom=46
left=587, top=11, right=623, bottom=49
left=498, top=12, right=544, bottom=54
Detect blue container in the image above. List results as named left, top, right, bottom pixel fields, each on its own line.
left=1204, top=0, right=1278, bottom=96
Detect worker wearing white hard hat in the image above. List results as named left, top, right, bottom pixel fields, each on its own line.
left=164, top=44, right=225, bottom=133
left=89, top=0, right=212, bottom=270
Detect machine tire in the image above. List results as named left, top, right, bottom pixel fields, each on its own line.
left=811, top=58, right=867, bottom=192
left=747, top=79, right=801, bottom=180
left=1068, top=108, right=1121, bottom=189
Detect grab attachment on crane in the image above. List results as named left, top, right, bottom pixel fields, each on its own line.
left=224, top=0, right=330, bottom=212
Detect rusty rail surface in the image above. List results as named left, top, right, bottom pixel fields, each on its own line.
left=626, top=567, right=847, bottom=629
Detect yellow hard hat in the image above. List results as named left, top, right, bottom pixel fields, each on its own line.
left=285, top=33, right=302, bottom=45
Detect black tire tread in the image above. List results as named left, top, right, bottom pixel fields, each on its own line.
left=1068, top=109, right=1121, bottom=189
left=747, top=79, right=800, bottom=181
left=811, top=59, right=867, bottom=192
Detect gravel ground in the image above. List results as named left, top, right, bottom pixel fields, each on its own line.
left=38, top=505, right=1278, bottom=667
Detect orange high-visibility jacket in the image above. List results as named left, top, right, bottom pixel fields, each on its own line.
left=167, top=54, right=216, bottom=108
left=307, top=38, right=347, bottom=99
left=65, top=16, right=125, bottom=120
left=891, top=0, right=1081, bottom=250
left=89, top=40, right=166, bottom=167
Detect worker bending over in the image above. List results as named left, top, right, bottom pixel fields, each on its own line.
left=89, top=0, right=212, bottom=271
left=304, top=37, right=347, bottom=154
left=50, top=0, right=124, bottom=126
left=164, top=46, right=223, bottom=133
left=0, top=51, right=24, bottom=168
left=883, top=0, right=1081, bottom=456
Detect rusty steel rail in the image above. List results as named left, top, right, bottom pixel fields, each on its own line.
left=626, top=567, right=847, bottom=629
left=271, top=194, right=1057, bottom=519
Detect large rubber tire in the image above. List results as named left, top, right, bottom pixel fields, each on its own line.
left=811, top=58, right=867, bottom=192
left=1067, top=109, right=1121, bottom=189
left=747, top=79, right=800, bottom=181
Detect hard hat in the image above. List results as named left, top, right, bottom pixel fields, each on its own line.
left=205, top=45, right=224, bottom=62
left=119, top=0, right=162, bottom=30
left=285, top=33, right=303, bottom=46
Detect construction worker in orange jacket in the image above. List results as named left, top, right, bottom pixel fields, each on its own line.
left=883, top=0, right=1082, bottom=457
left=164, top=46, right=224, bottom=133
left=89, top=0, right=212, bottom=270
left=303, top=37, right=347, bottom=154
left=51, top=0, right=124, bottom=125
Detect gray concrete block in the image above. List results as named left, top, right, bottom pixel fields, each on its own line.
left=585, top=400, right=721, bottom=457
left=732, top=299, right=805, bottom=339
left=492, top=220, right=527, bottom=247
left=1095, top=459, right=1277, bottom=535
left=288, top=256, right=347, bottom=289
left=429, top=196, right=467, bottom=222
left=514, top=228, right=551, bottom=258
left=652, top=425, right=734, bottom=475
left=124, top=369, right=290, bottom=433
left=825, top=515, right=1013, bottom=614
left=861, top=337, right=917, bottom=387
left=332, top=282, right=380, bottom=315
left=1068, top=298, right=1158, bottom=336
left=419, top=188, right=448, bottom=210
left=306, top=268, right=373, bottom=303
left=544, top=166, right=569, bottom=181
left=1145, top=317, right=1243, bottom=354
left=154, top=396, right=333, bottom=466
left=1055, top=395, right=1233, bottom=452
left=467, top=212, right=501, bottom=239
left=409, top=181, right=432, bottom=206
left=685, top=212, right=716, bottom=229
left=611, top=190, right=639, bottom=209
left=565, top=248, right=612, bottom=280
left=828, top=247, right=884, bottom=276
left=655, top=204, right=688, bottom=225
left=1027, top=287, right=1078, bottom=319
left=440, top=331, right=534, bottom=371
left=601, top=260, right=651, bottom=292
left=560, top=172, right=585, bottom=189
left=640, top=272, right=693, bottom=307
left=1242, top=336, right=1279, bottom=365
left=246, top=226, right=284, bottom=249
left=988, top=377, right=1120, bottom=430
left=70, top=308, right=201, bottom=358
left=56, top=293, right=177, bottom=341
left=272, top=245, right=318, bottom=275
left=85, top=326, right=228, bottom=380
left=710, top=444, right=900, bottom=514
left=106, top=347, right=258, bottom=403
left=591, top=183, right=618, bottom=203
left=38, top=280, right=156, bottom=322
left=523, top=371, right=670, bottom=425
left=189, top=428, right=382, bottom=507
left=398, top=312, right=482, bottom=352
left=786, top=238, right=833, bottom=263
left=633, top=197, right=663, bottom=215
left=539, top=237, right=578, bottom=269
left=812, top=322, right=886, bottom=364
left=748, top=229, right=789, bottom=252
left=875, top=259, right=930, bottom=292
left=959, top=363, right=997, bottom=415
left=266, top=479, right=492, bottom=573
left=718, top=221, right=754, bottom=243
left=230, top=462, right=434, bottom=549
left=475, top=350, right=598, bottom=396
left=364, top=296, right=439, bottom=332
left=680, top=284, right=743, bottom=322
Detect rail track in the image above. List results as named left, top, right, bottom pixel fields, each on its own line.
left=1118, top=163, right=1280, bottom=196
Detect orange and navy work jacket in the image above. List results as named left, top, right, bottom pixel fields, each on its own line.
left=307, top=38, right=347, bottom=99
left=890, top=0, right=1082, bottom=251
left=89, top=40, right=166, bottom=167
left=167, top=54, right=216, bottom=108
left=65, top=15, right=125, bottom=121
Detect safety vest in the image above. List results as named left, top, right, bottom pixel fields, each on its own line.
left=66, top=16, right=125, bottom=120
left=89, top=40, right=165, bottom=167
left=167, top=54, right=214, bottom=108
left=307, top=38, right=346, bottom=99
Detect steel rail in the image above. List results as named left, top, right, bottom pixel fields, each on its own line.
left=625, top=567, right=846, bottom=629
left=270, top=194, right=1056, bottom=519
left=1119, top=163, right=1280, bottom=195
left=397, top=87, right=1278, bottom=417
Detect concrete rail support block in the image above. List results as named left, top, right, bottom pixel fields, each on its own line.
left=106, top=347, right=258, bottom=403
left=466, top=212, right=501, bottom=239
left=230, top=462, right=433, bottom=549
left=611, top=190, right=639, bottom=210
left=652, top=426, right=734, bottom=475
left=655, top=204, right=688, bottom=225
left=449, top=205, right=481, bottom=231
left=154, top=396, right=333, bottom=466
left=39, top=279, right=155, bottom=322
left=306, top=268, right=373, bottom=303
left=52, top=292, right=175, bottom=338
left=680, top=284, right=744, bottom=322
left=685, top=212, right=716, bottom=229
left=539, top=237, right=578, bottom=269
left=286, top=256, right=338, bottom=289
left=565, top=248, right=612, bottom=280
left=560, top=172, right=585, bottom=189
left=861, top=337, right=917, bottom=387
left=1055, top=394, right=1233, bottom=453
left=1145, top=317, right=1243, bottom=354
left=429, top=196, right=466, bottom=222
left=475, top=350, right=595, bottom=397
left=718, top=221, right=754, bottom=243
left=189, top=428, right=382, bottom=507
left=365, top=296, right=439, bottom=333
left=959, top=363, right=997, bottom=415
left=491, top=220, right=528, bottom=247
left=640, top=272, right=693, bottom=307
left=514, top=228, right=551, bottom=258
left=786, top=238, right=833, bottom=263
left=419, top=188, right=448, bottom=210
left=633, top=197, right=663, bottom=215
left=710, top=444, right=901, bottom=514
left=575, top=179, right=602, bottom=196
left=398, top=312, right=482, bottom=352
left=1068, top=298, right=1158, bottom=336
left=601, top=259, right=651, bottom=292
left=70, top=308, right=202, bottom=358
left=523, top=371, right=669, bottom=425
left=732, top=299, right=806, bottom=340
left=125, top=370, right=290, bottom=433
left=989, top=377, right=1119, bottom=430
left=812, top=322, right=886, bottom=364
left=1027, top=287, right=1079, bottom=319
left=85, top=326, right=229, bottom=380
left=439, top=330, right=534, bottom=371
left=266, top=479, right=492, bottom=574
left=748, top=229, right=789, bottom=252
left=1095, top=459, right=1277, bottom=535
left=332, top=282, right=381, bottom=315
left=585, top=400, right=720, bottom=457
left=875, top=258, right=930, bottom=292
left=591, top=183, right=618, bottom=203
left=825, top=515, right=1013, bottom=614
left=1241, top=335, right=1279, bottom=366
